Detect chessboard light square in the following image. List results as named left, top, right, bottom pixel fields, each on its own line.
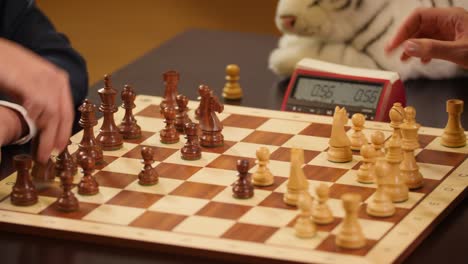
left=102, top=142, right=138, bottom=157
left=266, top=228, right=328, bottom=250
left=72, top=186, right=122, bottom=204
left=164, top=151, right=220, bottom=167
left=331, top=219, right=393, bottom=240
left=0, top=173, right=16, bottom=201
left=250, top=160, right=290, bottom=178
left=173, top=215, right=235, bottom=237
left=83, top=204, right=145, bottom=225
left=0, top=196, right=55, bottom=214
left=212, top=188, right=271, bottom=206
left=224, top=142, right=278, bottom=159
left=148, top=195, right=209, bottom=215
left=135, top=116, right=165, bottom=132
left=187, top=168, right=237, bottom=186
left=102, top=157, right=156, bottom=175
left=282, top=135, right=329, bottom=152
left=418, top=162, right=453, bottom=180
left=125, top=178, right=184, bottom=195
left=257, top=119, right=309, bottom=134
left=222, top=126, right=255, bottom=142
left=141, top=134, right=185, bottom=150
left=365, top=191, right=425, bottom=209
left=274, top=180, right=334, bottom=198
left=308, top=152, right=361, bottom=170
left=335, top=170, right=378, bottom=188
left=425, top=137, right=468, bottom=154
left=325, top=198, right=346, bottom=218
left=238, top=206, right=297, bottom=227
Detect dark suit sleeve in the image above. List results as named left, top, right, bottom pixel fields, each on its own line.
left=1, top=0, right=88, bottom=109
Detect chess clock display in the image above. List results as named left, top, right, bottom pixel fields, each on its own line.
left=281, top=58, right=406, bottom=121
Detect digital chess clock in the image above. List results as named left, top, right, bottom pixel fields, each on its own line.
left=281, top=58, right=406, bottom=121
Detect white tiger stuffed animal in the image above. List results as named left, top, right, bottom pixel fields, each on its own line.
left=269, top=0, right=468, bottom=80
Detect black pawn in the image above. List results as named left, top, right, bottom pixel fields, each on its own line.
left=138, top=147, right=159, bottom=185
left=232, top=159, right=254, bottom=199
left=11, top=154, right=38, bottom=206
left=181, top=122, right=202, bottom=160
left=56, top=170, right=79, bottom=212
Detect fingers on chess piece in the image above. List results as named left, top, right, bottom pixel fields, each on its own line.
left=284, top=148, right=309, bottom=206
left=160, top=70, right=180, bottom=113
left=232, top=159, right=254, bottom=199
left=56, top=140, right=78, bottom=177
left=119, top=84, right=142, bottom=139
left=441, top=99, right=466, bottom=148
left=294, top=191, right=316, bottom=238
left=78, top=155, right=99, bottom=195
left=350, top=113, right=368, bottom=151
left=78, top=99, right=104, bottom=164
left=357, top=144, right=376, bottom=184
left=56, top=170, right=79, bottom=212
left=175, top=94, right=192, bottom=133
left=96, top=74, right=123, bottom=150
left=312, top=183, right=334, bottom=225
left=370, top=131, right=385, bottom=158
left=401, top=107, right=423, bottom=190
left=160, top=106, right=180, bottom=144
left=252, top=147, right=274, bottom=187
left=367, top=159, right=395, bottom=217
left=335, top=193, right=366, bottom=249
left=138, top=146, right=159, bottom=186
left=181, top=122, right=202, bottom=161
left=31, top=156, right=56, bottom=182
left=328, top=106, right=352, bottom=163
left=222, top=64, right=243, bottom=100
left=11, top=154, right=38, bottom=206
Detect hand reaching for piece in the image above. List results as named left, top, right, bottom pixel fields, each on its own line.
left=386, top=7, right=468, bottom=68
left=0, top=38, right=74, bottom=163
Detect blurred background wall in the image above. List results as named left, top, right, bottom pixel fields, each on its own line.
left=37, top=0, right=280, bottom=85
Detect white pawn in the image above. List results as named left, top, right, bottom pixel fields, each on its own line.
left=252, top=147, right=274, bottom=186
left=367, top=158, right=395, bottom=217
left=357, top=144, right=376, bottom=184
left=371, top=131, right=385, bottom=158
left=294, top=191, right=316, bottom=238
left=350, top=113, right=368, bottom=151
left=312, top=183, right=334, bottom=225
left=336, top=193, right=366, bottom=249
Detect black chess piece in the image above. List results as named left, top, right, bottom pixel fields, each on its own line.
left=232, top=159, right=254, bottom=199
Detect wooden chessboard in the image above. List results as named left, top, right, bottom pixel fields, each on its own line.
left=0, top=95, right=466, bottom=264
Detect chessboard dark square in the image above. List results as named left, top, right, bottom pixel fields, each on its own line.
left=329, top=184, right=375, bottom=201
left=207, top=155, right=256, bottom=171
left=270, top=147, right=320, bottom=163
left=316, top=235, right=377, bottom=256
left=39, top=202, right=100, bottom=219
left=106, top=190, right=163, bottom=208
left=201, top=141, right=236, bottom=154
left=135, top=104, right=163, bottom=118
left=221, top=223, right=278, bottom=243
left=416, top=149, right=466, bottom=167
left=123, top=131, right=154, bottom=145
left=221, top=114, right=268, bottom=129
left=195, top=202, right=252, bottom=220
left=156, top=163, right=202, bottom=180
left=259, top=192, right=297, bottom=210
left=36, top=181, right=62, bottom=198
left=123, top=145, right=178, bottom=161
left=358, top=204, right=410, bottom=223
left=411, top=178, right=440, bottom=194
left=418, top=134, right=437, bottom=148
left=299, top=123, right=333, bottom=138
left=130, top=211, right=187, bottom=231
left=241, top=131, right=293, bottom=146
left=170, top=182, right=225, bottom=199
left=254, top=176, right=287, bottom=191
left=303, top=165, right=348, bottom=182
left=94, top=171, right=138, bottom=189
left=287, top=216, right=341, bottom=232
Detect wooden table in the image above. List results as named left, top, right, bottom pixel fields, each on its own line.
left=1, top=29, right=467, bottom=264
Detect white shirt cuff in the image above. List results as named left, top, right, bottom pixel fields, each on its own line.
left=0, top=101, right=37, bottom=145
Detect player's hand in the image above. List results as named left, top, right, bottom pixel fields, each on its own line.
left=0, top=38, right=74, bottom=163
left=0, top=106, right=27, bottom=147
left=385, top=7, right=468, bottom=68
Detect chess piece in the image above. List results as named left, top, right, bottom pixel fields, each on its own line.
left=31, top=157, right=56, bottom=182
left=335, top=193, right=366, bottom=249
left=222, top=64, right=243, bottom=100
left=371, top=130, right=385, bottom=158
left=294, top=191, right=316, bottom=238
left=400, top=107, right=423, bottom=190
left=252, top=147, right=274, bottom=187
left=160, top=70, right=179, bottom=113
left=181, top=122, right=202, bottom=160
left=96, top=74, right=123, bottom=150
left=350, top=113, right=368, bottom=151
left=357, top=144, right=376, bottom=184
left=77, top=99, right=104, bottom=164
left=312, top=183, right=334, bottom=225
left=56, top=170, right=79, bottom=212
left=175, top=94, right=192, bottom=133
left=55, top=140, right=78, bottom=177
left=160, top=106, right=180, bottom=144
left=78, top=155, right=99, bottom=195
left=138, top=147, right=159, bottom=185
left=380, top=136, right=409, bottom=203
left=385, top=103, right=405, bottom=161
left=10, top=154, right=38, bottom=206
left=118, top=84, right=142, bottom=139
left=284, top=148, right=309, bottom=206
left=441, top=99, right=466, bottom=148
left=199, top=85, right=224, bottom=147
left=328, top=106, right=352, bottom=163
left=404, top=106, right=420, bottom=143
left=367, top=158, right=395, bottom=217
left=232, top=159, right=254, bottom=199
